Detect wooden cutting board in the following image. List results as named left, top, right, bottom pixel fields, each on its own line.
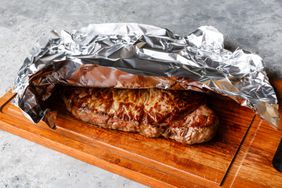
left=0, top=88, right=281, bottom=187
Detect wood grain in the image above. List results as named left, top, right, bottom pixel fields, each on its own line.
left=0, top=91, right=255, bottom=187
left=1, top=80, right=282, bottom=187
left=222, top=114, right=282, bottom=188
left=232, top=116, right=282, bottom=188
left=219, top=81, right=282, bottom=188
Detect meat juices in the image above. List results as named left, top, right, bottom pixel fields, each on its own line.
left=63, top=87, right=218, bottom=144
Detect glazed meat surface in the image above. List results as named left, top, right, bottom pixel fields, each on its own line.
left=63, top=87, right=218, bottom=144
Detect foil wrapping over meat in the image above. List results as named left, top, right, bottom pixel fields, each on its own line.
left=14, top=23, right=280, bottom=128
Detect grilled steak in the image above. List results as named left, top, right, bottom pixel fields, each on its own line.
left=63, top=87, right=218, bottom=144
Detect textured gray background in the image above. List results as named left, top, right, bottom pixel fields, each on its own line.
left=0, top=0, right=282, bottom=187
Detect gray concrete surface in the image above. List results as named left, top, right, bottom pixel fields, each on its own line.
left=0, top=0, right=282, bottom=187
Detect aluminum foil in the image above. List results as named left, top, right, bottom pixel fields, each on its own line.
left=14, top=23, right=280, bottom=128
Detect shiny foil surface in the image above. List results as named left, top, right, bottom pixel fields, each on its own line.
left=14, top=23, right=279, bottom=128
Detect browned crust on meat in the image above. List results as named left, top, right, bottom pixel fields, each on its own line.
left=63, top=87, right=218, bottom=144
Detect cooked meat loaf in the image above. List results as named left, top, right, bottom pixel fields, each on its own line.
left=63, top=87, right=218, bottom=144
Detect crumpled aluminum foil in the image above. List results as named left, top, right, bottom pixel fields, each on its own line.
left=14, top=23, right=280, bottom=128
